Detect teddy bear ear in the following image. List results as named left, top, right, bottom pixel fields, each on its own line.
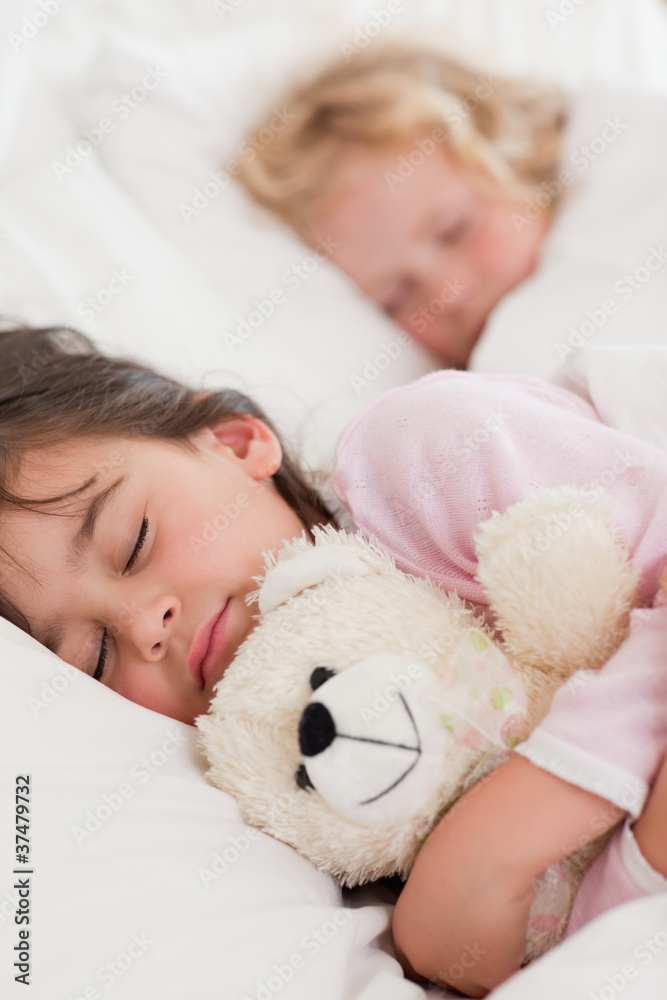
left=258, top=542, right=373, bottom=615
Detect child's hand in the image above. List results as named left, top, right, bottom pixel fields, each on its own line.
left=393, top=754, right=624, bottom=995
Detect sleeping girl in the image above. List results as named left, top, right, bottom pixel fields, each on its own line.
left=1, top=324, right=667, bottom=996
left=236, top=43, right=567, bottom=368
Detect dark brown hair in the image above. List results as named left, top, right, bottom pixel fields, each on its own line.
left=0, top=324, right=336, bottom=636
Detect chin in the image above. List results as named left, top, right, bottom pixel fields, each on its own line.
left=448, top=322, right=489, bottom=369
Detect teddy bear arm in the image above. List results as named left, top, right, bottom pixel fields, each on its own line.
left=475, top=488, right=639, bottom=679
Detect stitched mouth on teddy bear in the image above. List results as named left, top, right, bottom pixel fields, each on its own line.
left=288, top=654, right=454, bottom=827
left=297, top=693, right=422, bottom=806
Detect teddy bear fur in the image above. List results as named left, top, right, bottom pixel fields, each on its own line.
left=197, top=486, right=639, bottom=956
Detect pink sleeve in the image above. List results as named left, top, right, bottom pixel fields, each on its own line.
left=517, top=606, right=667, bottom=815
left=332, top=371, right=667, bottom=808
left=565, top=817, right=667, bottom=938
left=333, top=371, right=667, bottom=605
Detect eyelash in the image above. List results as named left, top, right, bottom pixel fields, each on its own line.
left=93, top=517, right=149, bottom=681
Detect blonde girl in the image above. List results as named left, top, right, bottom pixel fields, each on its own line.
left=238, top=44, right=567, bottom=367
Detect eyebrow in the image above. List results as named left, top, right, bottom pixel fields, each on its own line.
left=40, top=474, right=129, bottom=657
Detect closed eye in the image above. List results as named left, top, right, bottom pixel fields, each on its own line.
left=125, top=516, right=149, bottom=573
left=93, top=515, right=149, bottom=681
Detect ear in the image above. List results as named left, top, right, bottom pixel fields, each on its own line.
left=191, top=415, right=282, bottom=480
left=258, top=541, right=372, bottom=615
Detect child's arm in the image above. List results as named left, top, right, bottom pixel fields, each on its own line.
left=633, top=574, right=667, bottom=877
left=631, top=568, right=667, bottom=876
left=393, top=754, right=623, bottom=997
left=632, top=752, right=667, bottom=877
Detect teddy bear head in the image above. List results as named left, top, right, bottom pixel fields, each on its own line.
left=197, top=527, right=537, bottom=884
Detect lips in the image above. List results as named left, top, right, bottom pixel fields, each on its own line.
left=187, top=601, right=230, bottom=688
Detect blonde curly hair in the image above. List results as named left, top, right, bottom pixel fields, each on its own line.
left=237, top=43, right=568, bottom=238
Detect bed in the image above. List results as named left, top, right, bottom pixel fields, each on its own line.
left=1, top=1, right=667, bottom=997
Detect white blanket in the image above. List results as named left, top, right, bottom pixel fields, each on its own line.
left=558, top=345, right=667, bottom=452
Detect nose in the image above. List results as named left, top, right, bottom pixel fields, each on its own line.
left=299, top=702, right=336, bottom=757
left=414, top=246, right=476, bottom=311
left=120, top=596, right=180, bottom=661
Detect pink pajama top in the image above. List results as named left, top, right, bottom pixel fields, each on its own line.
left=331, top=371, right=667, bottom=932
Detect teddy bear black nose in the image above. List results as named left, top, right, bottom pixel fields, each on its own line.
left=299, top=702, right=336, bottom=757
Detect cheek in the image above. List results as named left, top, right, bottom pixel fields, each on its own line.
left=475, top=205, right=536, bottom=288
left=116, top=666, right=174, bottom=715
left=182, top=486, right=268, bottom=581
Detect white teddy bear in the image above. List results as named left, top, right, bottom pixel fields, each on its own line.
left=197, top=486, right=638, bottom=960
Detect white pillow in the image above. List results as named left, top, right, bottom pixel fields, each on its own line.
left=0, top=623, right=426, bottom=1000
left=471, top=86, right=667, bottom=379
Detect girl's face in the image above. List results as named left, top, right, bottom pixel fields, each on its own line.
left=0, top=418, right=305, bottom=725
left=309, top=142, right=549, bottom=367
